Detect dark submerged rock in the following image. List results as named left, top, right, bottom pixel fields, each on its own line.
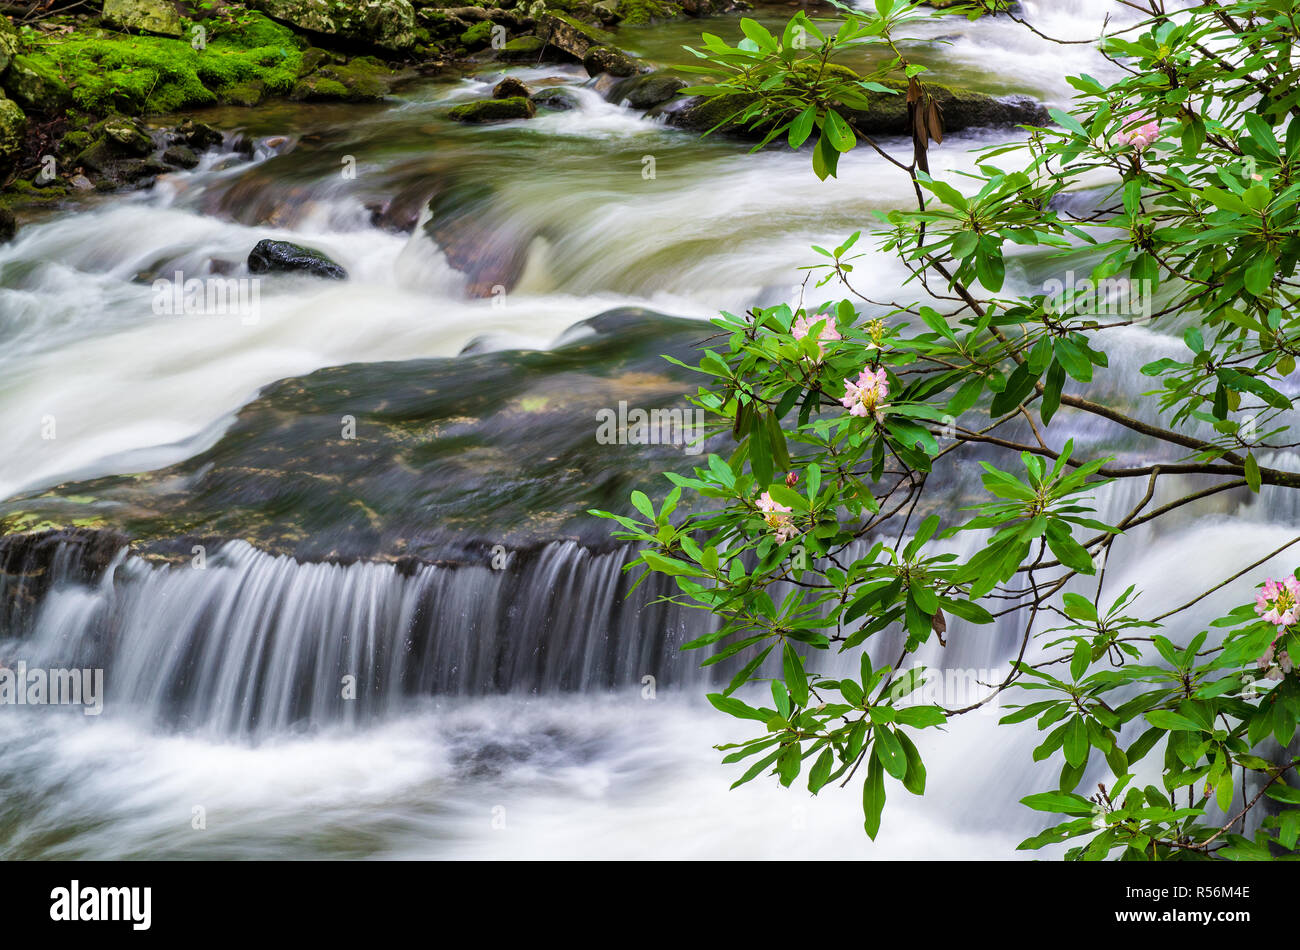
left=247, top=239, right=348, bottom=279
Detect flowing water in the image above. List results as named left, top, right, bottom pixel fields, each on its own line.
left=0, top=0, right=1271, bottom=859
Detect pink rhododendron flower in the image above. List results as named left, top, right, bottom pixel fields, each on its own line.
left=791, top=314, right=841, bottom=357
left=1255, top=575, right=1300, bottom=633
left=841, top=367, right=889, bottom=418
left=1118, top=115, right=1160, bottom=152
left=1257, top=639, right=1294, bottom=682
left=756, top=491, right=797, bottom=542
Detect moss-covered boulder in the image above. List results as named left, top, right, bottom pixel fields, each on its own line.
left=538, top=12, right=613, bottom=58
left=251, top=0, right=417, bottom=51
left=492, top=76, right=529, bottom=99
left=583, top=45, right=642, bottom=77
left=3, top=54, right=72, bottom=114
left=101, top=0, right=184, bottom=38
left=292, top=55, right=391, bottom=101
left=0, top=16, right=21, bottom=76
left=494, top=35, right=569, bottom=64
left=221, top=78, right=266, bottom=106
left=612, top=0, right=682, bottom=24
left=611, top=70, right=686, bottom=109
left=0, top=95, right=24, bottom=176
left=71, top=116, right=162, bottom=184
left=447, top=96, right=535, bottom=122
left=161, top=144, right=198, bottom=168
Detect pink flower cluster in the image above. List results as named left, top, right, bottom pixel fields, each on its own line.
left=1118, top=115, right=1160, bottom=152
left=1259, top=640, right=1294, bottom=682
left=1256, top=575, right=1300, bottom=633
left=1255, top=576, right=1299, bottom=681
left=757, top=491, right=797, bottom=543
left=841, top=367, right=889, bottom=418
left=791, top=314, right=841, bottom=358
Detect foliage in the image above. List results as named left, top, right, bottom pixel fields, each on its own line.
left=599, top=0, right=1300, bottom=859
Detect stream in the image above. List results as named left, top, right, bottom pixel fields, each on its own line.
left=0, top=0, right=1271, bottom=860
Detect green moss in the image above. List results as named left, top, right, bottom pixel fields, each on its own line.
left=220, top=79, right=265, bottom=106
left=459, top=20, right=494, bottom=49
left=447, top=96, right=536, bottom=122
left=58, top=129, right=92, bottom=158
left=497, top=35, right=545, bottom=61
left=16, top=12, right=303, bottom=116
left=293, top=76, right=348, bottom=100
left=614, top=0, right=682, bottom=25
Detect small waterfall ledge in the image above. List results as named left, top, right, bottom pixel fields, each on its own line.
left=0, top=532, right=712, bottom=736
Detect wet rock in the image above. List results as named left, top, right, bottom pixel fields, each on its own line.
left=0, top=311, right=712, bottom=562
left=247, top=239, right=348, bottom=279
left=583, top=45, right=642, bottom=78
left=538, top=12, right=613, bottom=58
left=530, top=87, right=580, bottom=111
left=119, top=156, right=171, bottom=184
left=842, top=79, right=1049, bottom=136
left=0, top=528, right=128, bottom=632
left=494, top=35, right=554, bottom=63
left=162, top=144, right=199, bottom=168
left=678, top=0, right=750, bottom=12
left=666, top=77, right=1050, bottom=138
left=176, top=118, right=224, bottom=151
left=73, top=117, right=159, bottom=183
left=101, top=0, right=184, bottom=37
left=0, top=96, right=24, bottom=177
left=0, top=207, right=15, bottom=243
left=250, top=0, right=418, bottom=51
left=424, top=177, right=534, bottom=294
left=661, top=91, right=758, bottom=135
left=447, top=96, right=535, bottom=122
left=493, top=76, right=530, bottom=99
left=69, top=174, right=94, bottom=191
left=612, top=71, right=686, bottom=109
left=102, top=118, right=154, bottom=155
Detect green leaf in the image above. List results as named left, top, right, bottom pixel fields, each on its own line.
left=630, top=491, right=654, bottom=520
left=788, top=105, right=816, bottom=148
left=862, top=748, right=886, bottom=839
left=874, top=726, right=907, bottom=780
left=823, top=107, right=857, bottom=153
left=812, top=131, right=840, bottom=180
left=808, top=747, right=834, bottom=793
left=1020, top=791, right=1095, bottom=816
left=1144, top=709, right=1205, bottom=732
left=783, top=643, right=809, bottom=706
left=1063, top=715, right=1088, bottom=768
left=897, top=729, right=926, bottom=795
left=1070, top=640, right=1091, bottom=682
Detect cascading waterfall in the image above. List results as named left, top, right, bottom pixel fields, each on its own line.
left=7, top=540, right=712, bottom=736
